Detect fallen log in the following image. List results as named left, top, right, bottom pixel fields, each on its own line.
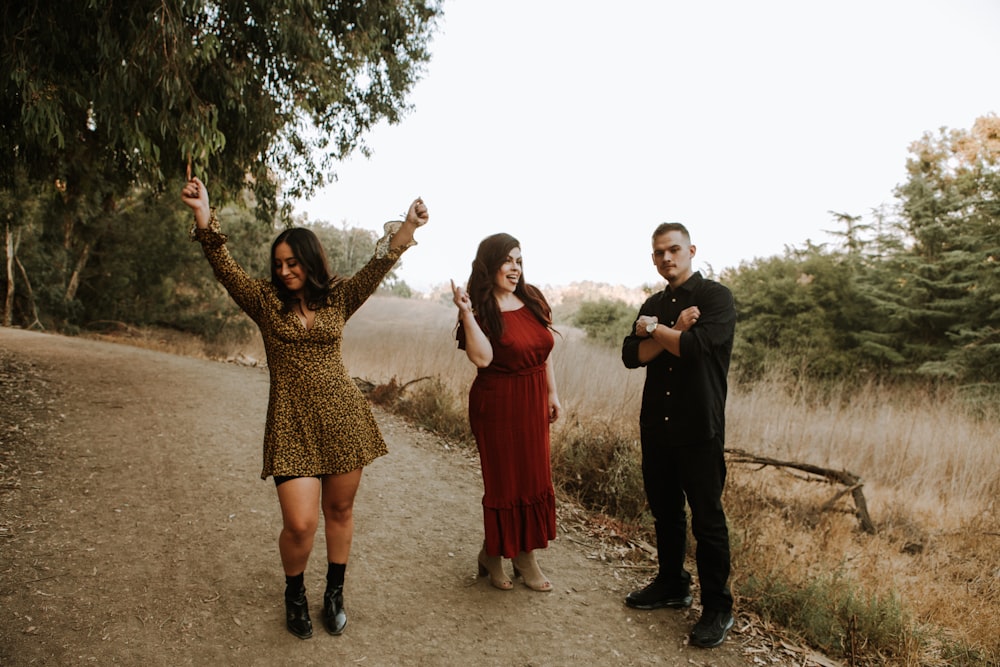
left=726, top=448, right=876, bottom=534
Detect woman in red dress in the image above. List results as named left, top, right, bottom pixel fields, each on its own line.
left=451, top=233, right=561, bottom=592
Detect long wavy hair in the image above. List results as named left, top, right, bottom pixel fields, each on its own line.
left=462, top=232, right=553, bottom=340
left=270, top=228, right=339, bottom=310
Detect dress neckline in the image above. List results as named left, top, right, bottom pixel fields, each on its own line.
left=293, top=301, right=315, bottom=330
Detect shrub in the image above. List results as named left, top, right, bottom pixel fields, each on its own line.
left=551, top=420, right=647, bottom=523
left=394, top=376, right=473, bottom=443
left=741, top=570, right=911, bottom=663
left=572, top=299, right=636, bottom=347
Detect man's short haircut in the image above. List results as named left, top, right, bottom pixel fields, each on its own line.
left=652, top=222, right=690, bottom=243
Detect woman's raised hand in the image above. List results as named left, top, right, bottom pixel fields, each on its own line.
left=405, top=197, right=429, bottom=227
left=180, top=176, right=211, bottom=229
left=451, top=279, right=472, bottom=314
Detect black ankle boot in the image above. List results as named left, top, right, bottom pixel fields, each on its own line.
left=323, top=586, right=347, bottom=635
left=285, top=590, right=313, bottom=639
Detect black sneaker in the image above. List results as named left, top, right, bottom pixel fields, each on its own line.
left=689, top=609, right=734, bottom=648
left=624, top=577, right=693, bottom=610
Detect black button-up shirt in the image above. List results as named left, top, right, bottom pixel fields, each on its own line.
left=621, top=272, right=735, bottom=445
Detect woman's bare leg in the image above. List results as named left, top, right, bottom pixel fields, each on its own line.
left=275, top=476, right=322, bottom=575
left=321, top=468, right=363, bottom=564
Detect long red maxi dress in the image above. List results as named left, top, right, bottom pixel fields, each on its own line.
left=460, top=306, right=557, bottom=558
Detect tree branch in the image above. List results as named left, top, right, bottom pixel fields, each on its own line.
left=727, top=448, right=876, bottom=534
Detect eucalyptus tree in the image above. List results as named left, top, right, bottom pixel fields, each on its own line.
left=1, top=0, right=441, bottom=324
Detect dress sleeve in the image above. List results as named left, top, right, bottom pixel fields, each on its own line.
left=340, top=221, right=413, bottom=320
left=373, top=220, right=417, bottom=259
left=192, top=226, right=267, bottom=322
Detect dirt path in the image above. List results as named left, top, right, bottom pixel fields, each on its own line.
left=1, top=328, right=763, bottom=666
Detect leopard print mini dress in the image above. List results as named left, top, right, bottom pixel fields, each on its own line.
left=194, top=221, right=412, bottom=479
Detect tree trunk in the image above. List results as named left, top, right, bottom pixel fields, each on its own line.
left=15, top=255, right=43, bottom=330
left=64, top=241, right=91, bottom=304
left=4, top=221, right=13, bottom=327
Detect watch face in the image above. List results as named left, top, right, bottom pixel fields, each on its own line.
left=646, top=322, right=657, bottom=333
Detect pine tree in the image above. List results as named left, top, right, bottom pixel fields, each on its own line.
left=865, top=115, right=1000, bottom=386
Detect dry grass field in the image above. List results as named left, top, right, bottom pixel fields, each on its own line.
left=120, top=294, right=999, bottom=664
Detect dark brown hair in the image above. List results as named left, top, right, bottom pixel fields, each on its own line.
left=270, top=227, right=339, bottom=310
left=462, top=232, right=552, bottom=340
left=652, top=222, right=691, bottom=243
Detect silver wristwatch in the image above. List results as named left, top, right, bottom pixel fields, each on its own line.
left=645, top=322, right=657, bottom=334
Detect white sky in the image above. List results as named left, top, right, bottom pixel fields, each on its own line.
left=294, top=0, right=1000, bottom=292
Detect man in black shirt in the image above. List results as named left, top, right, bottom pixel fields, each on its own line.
left=621, top=222, right=736, bottom=648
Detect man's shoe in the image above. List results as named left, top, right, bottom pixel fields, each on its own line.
left=323, top=586, right=347, bottom=635
left=624, top=578, right=693, bottom=610
left=285, top=591, right=313, bottom=639
left=689, top=609, right=734, bottom=648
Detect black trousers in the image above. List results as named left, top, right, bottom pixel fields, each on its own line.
left=639, top=428, right=733, bottom=612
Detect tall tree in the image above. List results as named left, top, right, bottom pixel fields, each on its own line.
left=1, top=0, right=441, bottom=323
left=863, top=114, right=1000, bottom=384
left=0, top=166, right=42, bottom=327
left=824, top=210, right=869, bottom=259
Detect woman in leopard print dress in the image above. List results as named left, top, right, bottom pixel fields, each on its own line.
left=181, top=176, right=427, bottom=640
